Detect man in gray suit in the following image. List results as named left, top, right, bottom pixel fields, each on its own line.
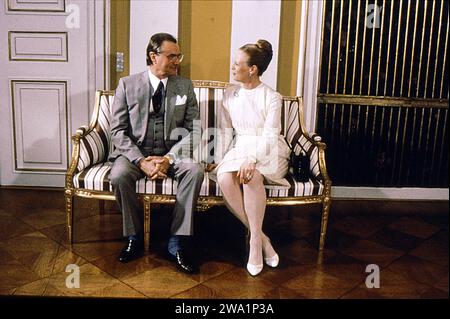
left=109, top=33, right=204, bottom=273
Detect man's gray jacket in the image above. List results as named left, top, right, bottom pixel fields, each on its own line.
left=109, top=71, right=200, bottom=163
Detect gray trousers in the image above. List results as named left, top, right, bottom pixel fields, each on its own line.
left=110, top=155, right=205, bottom=237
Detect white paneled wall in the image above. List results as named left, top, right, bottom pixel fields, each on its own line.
left=229, top=0, right=281, bottom=90
left=129, top=0, right=179, bottom=75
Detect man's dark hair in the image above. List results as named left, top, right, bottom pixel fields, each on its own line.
left=146, top=33, right=177, bottom=65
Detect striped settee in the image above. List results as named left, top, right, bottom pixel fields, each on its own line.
left=65, top=80, right=332, bottom=251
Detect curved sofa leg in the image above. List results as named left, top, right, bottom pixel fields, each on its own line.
left=143, top=196, right=151, bottom=252
left=65, top=189, right=74, bottom=249
left=319, top=196, right=331, bottom=251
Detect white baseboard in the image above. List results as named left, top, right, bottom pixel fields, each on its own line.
left=331, top=187, right=449, bottom=201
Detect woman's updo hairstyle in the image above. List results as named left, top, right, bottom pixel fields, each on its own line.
left=239, top=39, right=273, bottom=76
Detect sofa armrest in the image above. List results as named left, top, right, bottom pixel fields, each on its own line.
left=66, top=125, right=109, bottom=188
left=308, top=137, right=331, bottom=189
left=290, top=132, right=330, bottom=187
left=308, top=132, right=322, bottom=142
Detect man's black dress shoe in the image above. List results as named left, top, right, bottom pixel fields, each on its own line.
left=118, top=239, right=143, bottom=263
left=169, top=250, right=198, bottom=274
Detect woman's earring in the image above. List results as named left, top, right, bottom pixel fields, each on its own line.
left=249, top=72, right=252, bottom=78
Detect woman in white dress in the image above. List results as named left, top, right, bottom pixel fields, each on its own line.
left=209, top=40, right=291, bottom=276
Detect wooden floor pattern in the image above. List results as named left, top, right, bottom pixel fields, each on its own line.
left=0, top=189, right=448, bottom=299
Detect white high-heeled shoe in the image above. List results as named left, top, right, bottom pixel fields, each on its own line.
left=247, top=263, right=263, bottom=276
left=264, top=253, right=279, bottom=268
left=262, top=237, right=280, bottom=267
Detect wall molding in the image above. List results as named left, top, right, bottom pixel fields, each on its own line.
left=7, top=0, right=65, bottom=12
left=332, top=186, right=449, bottom=201
left=10, top=80, right=68, bottom=173
left=9, top=31, right=68, bottom=62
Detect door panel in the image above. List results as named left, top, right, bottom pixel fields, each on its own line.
left=0, top=0, right=106, bottom=187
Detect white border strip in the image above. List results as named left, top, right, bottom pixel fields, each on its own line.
left=230, top=0, right=281, bottom=89
left=103, top=0, right=111, bottom=90
left=332, top=187, right=449, bottom=200
left=129, top=0, right=179, bottom=75
left=299, top=0, right=324, bottom=132
left=296, top=0, right=308, bottom=98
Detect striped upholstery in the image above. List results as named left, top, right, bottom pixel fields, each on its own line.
left=73, top=87, right=325, bottom=197
left=282, top=99, right=323, bottom=182
left=193, top=86, right=225, bottom=164
left=73, top=162, right=324, bottom=197
left=76, top=94, right=114, bottom=173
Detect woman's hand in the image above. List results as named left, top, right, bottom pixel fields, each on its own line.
left=237, top=159, right=256, bottom=184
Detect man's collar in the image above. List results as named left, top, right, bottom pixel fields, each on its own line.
left=148, top=69, right=168, bottom=91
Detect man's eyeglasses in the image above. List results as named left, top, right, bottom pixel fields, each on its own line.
left=155, top=51, right=184, bottom=62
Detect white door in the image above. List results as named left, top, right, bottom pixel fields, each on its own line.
left=0, top=0, right=107, bottom=187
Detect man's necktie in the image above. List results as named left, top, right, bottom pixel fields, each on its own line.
left=152, top=81, right=164, bottom=113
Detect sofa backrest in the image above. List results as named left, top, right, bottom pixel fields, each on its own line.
left=76, top=81, right=321, bottom=181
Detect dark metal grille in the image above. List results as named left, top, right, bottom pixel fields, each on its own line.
left=317, top=0, right=448, bottom=187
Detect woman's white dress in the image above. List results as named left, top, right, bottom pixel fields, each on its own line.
left=214, top=83, right=291, bottom=187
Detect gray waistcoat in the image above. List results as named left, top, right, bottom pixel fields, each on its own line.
left=141, top=100, right=167, bottom=157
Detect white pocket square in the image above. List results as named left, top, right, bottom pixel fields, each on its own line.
left=175, top=95, right=187, bottom=105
